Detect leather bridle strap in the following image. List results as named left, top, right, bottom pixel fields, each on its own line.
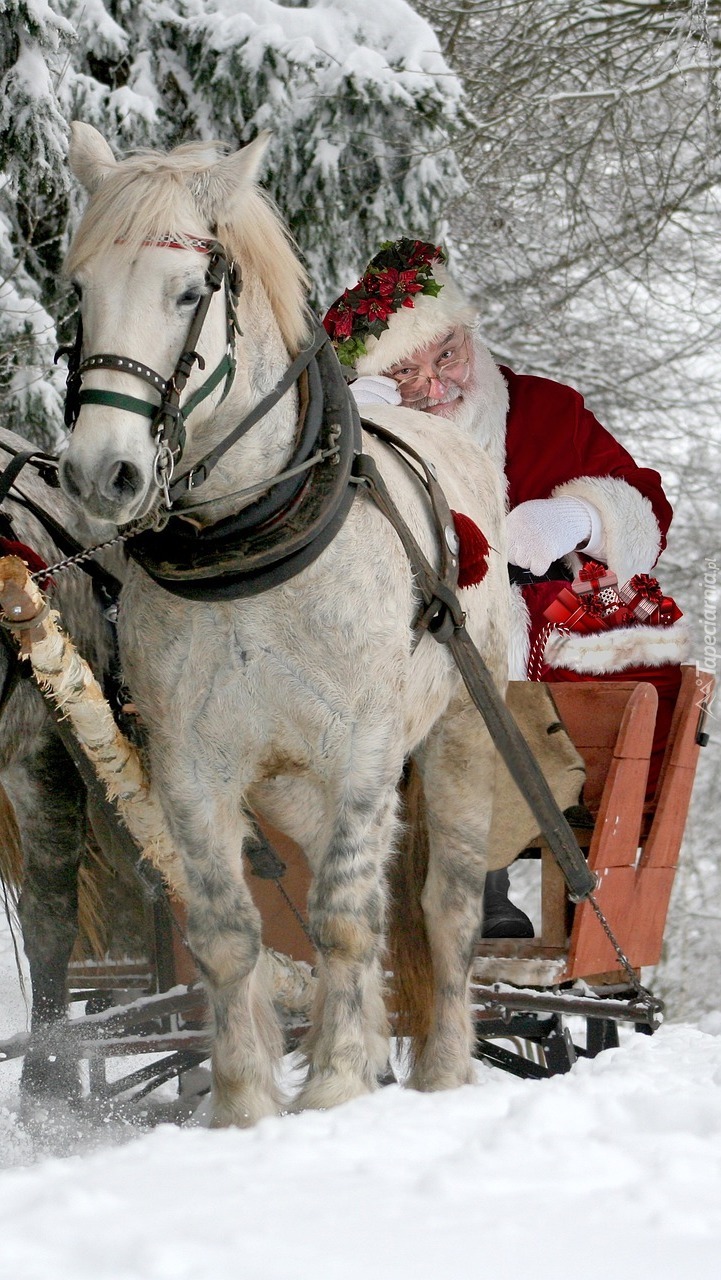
left=168, top=323, right=329, bottom=501
left=151, top=242, right=237, bottom=460
left=0, top=446, right=124, bottom=599
left=0, top=624, right=25, bottom=726
left=58, top=240, right=239, bottom=464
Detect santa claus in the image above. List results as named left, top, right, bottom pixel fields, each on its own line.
left=324, top=238, right=689, bottom=936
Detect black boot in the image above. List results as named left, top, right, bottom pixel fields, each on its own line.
left=482, top=868, right=534, bottom=939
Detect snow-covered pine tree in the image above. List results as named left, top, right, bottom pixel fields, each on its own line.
left=1, top=0, right=463, bottom=447
left=0, top=1, right=76, bottom=446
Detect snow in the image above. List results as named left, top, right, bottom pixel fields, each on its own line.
left=199, top=0, right=456, bottom=77
left=2, top=912, right=721, bottom=1278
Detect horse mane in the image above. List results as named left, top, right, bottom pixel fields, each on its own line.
left=65, top=142, right=312, bottom=356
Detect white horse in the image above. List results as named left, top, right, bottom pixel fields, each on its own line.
left=59, top=122, right=509, bottom=1125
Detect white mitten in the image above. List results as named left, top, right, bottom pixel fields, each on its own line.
left=350, top=375, right=402, bottom=407
left=506, top=497, right=602, bottom=576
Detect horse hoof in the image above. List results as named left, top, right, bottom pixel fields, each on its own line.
left=20, top=1051, right=82, bottom=1103
left=210, top=1087, right=283, bottom=1128
left=405, top=1061, right=476, bottom=1092
left=293, top=1070, right=372, bottom=1113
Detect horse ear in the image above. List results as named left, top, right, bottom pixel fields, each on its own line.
left=69, top=122, right=118, bottom=194
left=200, top=132, right=272, bottom=221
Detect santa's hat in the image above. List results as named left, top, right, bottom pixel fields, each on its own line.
left=323, top=238, right=476, bottom=376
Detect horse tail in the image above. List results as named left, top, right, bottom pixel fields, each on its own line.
left=386, top=759, right=434, bottom=1069
left=75, top=839, right=110, bottom=961
left=0, top=784, right=23, bottom=908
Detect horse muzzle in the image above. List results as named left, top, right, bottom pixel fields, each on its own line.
left=60, top=446, right=153, bottom=525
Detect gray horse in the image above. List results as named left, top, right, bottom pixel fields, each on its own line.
left=0, top=429, right=120, bottom=1098
left=58, top=124, right=510, bottom=1125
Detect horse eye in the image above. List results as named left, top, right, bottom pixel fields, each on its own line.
left=177, top=287, right=203, bottom=308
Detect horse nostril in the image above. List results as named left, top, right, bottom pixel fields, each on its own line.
left=104, top=460, right=142, bottom=501
left=61, top=456, right=83, bottom=501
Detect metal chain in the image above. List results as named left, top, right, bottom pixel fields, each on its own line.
left=587, top=890, right=660, bottom=1010
left=28, top=513, right=161, bottom=583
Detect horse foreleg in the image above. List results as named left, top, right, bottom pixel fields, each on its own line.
left=8, top=735, right=85, bottom=1100
left=162, top=792, right=284, bottom=1127
left=408, top=703, right=496, bottom=1092
left=295, top=780, right=396, bottom=1112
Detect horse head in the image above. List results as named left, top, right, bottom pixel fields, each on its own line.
left=59, top=123, right=311, bottom=526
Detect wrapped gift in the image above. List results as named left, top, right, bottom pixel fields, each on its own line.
left=544, top=566, right=683, bottom=639
left=543, top=585, right=610, bottom=633
left=545, top=560, right=630, bottom=631
left=618, top=574, right=683, bottom=627
left=572, top=561, right=618, bottom=596
left=570, top=560, right=629, bottom=621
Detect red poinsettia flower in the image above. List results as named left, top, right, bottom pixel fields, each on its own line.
left=407, top=240, right=442, bottom=268
left=333, top=307, right=355, bottom=338
left=356, top=296, right=393, bottom=322
left=323, top=294, right=356, bottom=339
left=375, top=268, right=400, bottom=298
left=399, top=269, right=424, bottom=294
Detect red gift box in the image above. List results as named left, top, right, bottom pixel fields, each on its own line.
left=618, top=574, right=683, bottom=627
left=544, top=586, right=610, bottom=633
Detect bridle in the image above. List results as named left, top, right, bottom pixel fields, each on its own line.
left=56, top=234, right=325, bottom=512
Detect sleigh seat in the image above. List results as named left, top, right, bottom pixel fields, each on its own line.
left=473, top=665, right=712, bottom=988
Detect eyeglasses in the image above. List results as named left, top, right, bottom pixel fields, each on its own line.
left=389, top=333, right=470, bottom=404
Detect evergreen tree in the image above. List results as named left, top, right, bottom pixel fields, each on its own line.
left=0, top=0, right=76, bottom=445
left=0, top=0, right=463, bottom=446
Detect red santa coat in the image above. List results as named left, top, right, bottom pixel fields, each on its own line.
left=502, top=367, right=672, bottom=545
left=500, top=367, right=685, bottom=795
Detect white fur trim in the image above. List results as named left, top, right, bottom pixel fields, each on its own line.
left=355, top=264, right=477, bottom=376
left=552, top=475, right=661, bottom=583
left=543, top=621, right=691, bottom=674
left=508, top=584, right=531, bottom=679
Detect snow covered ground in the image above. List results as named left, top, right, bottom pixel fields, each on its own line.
left=2, top=914, right=721, bottom=1280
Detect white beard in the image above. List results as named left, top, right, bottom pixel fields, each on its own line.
left=434, top=333, right=509, bottom=479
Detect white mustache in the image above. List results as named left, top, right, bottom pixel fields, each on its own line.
left=412, top=384, right=463, bottom=410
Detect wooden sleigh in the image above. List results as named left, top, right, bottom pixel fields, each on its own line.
left=52, top=664, right=712, bottom=1108
left=470, top=667, right=713, bottom=1075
